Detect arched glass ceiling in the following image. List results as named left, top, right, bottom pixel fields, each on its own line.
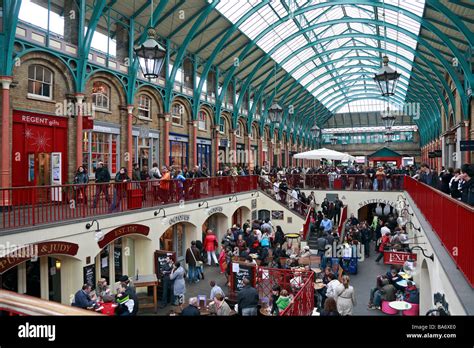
left=215, top=0, right=426, bottom=113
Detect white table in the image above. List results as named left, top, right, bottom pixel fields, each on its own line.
left=396, top=279, right=416, bottom=288
left=389, top=300, right=412, bottom=315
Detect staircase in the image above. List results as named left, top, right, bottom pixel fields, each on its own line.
left=306, top=224, right=320, bottom=250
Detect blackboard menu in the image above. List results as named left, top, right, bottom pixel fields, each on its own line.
left=230, top=261, right=256, bottom=293
left=83, top=265, right=96, bottom=289
left=154, top=250, right=176, bottom=280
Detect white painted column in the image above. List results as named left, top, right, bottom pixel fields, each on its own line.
left=40, top=257, right=49, bottom=300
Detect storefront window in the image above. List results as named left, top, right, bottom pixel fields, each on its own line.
left=133, top=134, right=159, bottom=171
left=170, top=140, right=188, bottom=168
left=160, top=225, right=186, bottom=260
left=83, top=131, right=120, bottom=176
left=137, top=95, right=151, bottom=119
left=92, top=82, right=110, bottom=110
left=28, top=65, right=53, bottom=99
left=219, top=117, right=226, bottom=134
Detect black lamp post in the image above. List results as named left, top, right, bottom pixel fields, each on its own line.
left=373, top=55, right=401, bottom=96
left=381, top=107, right=396, bottom=129
left=134, top=27, right=166, bottom=80
left=268, top=101, right=283, bottom=128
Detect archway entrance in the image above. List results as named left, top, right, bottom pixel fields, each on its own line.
left=420, top=259, right=432, bottom=315
left=160, top=222, right=197, bottom=262
left=202, top=212, right=229, bottom=244
left=232, top=206, right=251, bottom=226
left=357, top=203, right=397, bottom=224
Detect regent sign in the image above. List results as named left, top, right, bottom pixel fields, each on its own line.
left=384, top=251, right=417, bottom=265
left=0, top=242, right=79, bottom=274
left=359, top=199, right=396, bottom=208
left=98, top=224, right=150, bottom=248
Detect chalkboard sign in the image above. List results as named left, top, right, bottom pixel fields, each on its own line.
left=83, top=265, right=96, bottom=289
left=154, top=250, right=176, bottom=280
left=230, top=261, right=256, bottom=293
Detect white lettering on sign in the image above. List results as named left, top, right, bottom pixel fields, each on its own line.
left=358, top=199, right=396, bottom=208
left=168, top=215, right=190, bottom=225
left=18, top=322, right=56, bottom=341
left=207, top=207, right=223, bottom=216
left=21, top=115, right=60, bottom=127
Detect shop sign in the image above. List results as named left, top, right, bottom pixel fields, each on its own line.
left=358, top=199, right=396, bottom=208
left=207, top=206, right=223, bottom=216
left=220, top=139, right=229, bottom=147
left=13, top=111, right=68, bottom=128
left=83, top=116, right=94, bottom=130
left=0, top=242, right=79, bottom=274
left=383, top=251, right=417, bottom=265
left=197, top=138, right=212, bottom=145
left=168, top=215, right=190, bottom=225
left=98, top=224, right=150, bottom=248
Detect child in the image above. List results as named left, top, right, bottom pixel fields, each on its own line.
left=276, top=289, right=291, bottom=311
left=96, top=294, right=118, bottom=316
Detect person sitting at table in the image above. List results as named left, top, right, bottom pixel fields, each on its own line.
left=320, top=297, right=340, bottom=316
left=72, top=284, right=96, bottom=310
left=299, top=246, right=311, bottom=258
left=181, top=297, right=200, bottom=316
left=386, top=266, right=404, bottom=291
left=404, top=281, right=420, bottom=304
left=116, top=283, right=135, bottom=316
left=271, top=285, right=281, bottom=316
left=119, top=275, right=139, bottom=316
left=368, top=276, right=396, bottom=310
left=95, top=294, right=118, bottom=316
left=290, top=272, right=303, bottom=293
left=276, top=289, right=291, bottom=312
left=96, top=278, right=110, bottom=301
left=210, top=293, right=232, bottom=316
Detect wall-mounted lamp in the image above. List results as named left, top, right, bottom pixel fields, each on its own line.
left=229, top=195, right=238, bottom=204
left=55, top=259, right=61, bottom=270
left=410, top=245, right=434, bottom=262
left=401, top=208, right=414, bottom=217
left=405, top=221, right=421, bottom=232
left=86, top=219, right=103, bottom=242
left=251, top=192, right=260, bottom=198
left=154, top=208, right=166, bottom=218
left=198, top=201, right=209, bottom=208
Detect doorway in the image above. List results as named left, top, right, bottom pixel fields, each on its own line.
left=25, top=260, right=41, bottom=298
left=48, top=257, right=61, bottom=302
left=160, top=224, right=186, bottom=261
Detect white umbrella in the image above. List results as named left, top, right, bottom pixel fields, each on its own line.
left=293, top=148, right=355, bottom=161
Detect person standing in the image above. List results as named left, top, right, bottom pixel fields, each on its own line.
left=109, top=167, right=130, bottom=212
left=237, top=278, right=259, bottom=316
left=170, top=261, right=186, bottom=306
left=334, top=197, right=343, bottom=225
left=185, top=241, right=202, bottom=284
left=335, top=275, right=356, bottom=316
left=149, top=162, right=162, bottom=201
left=73, top=166, right=89, bottom=205
left=209, top=280, right=224, bottom=300
left=204, top=230, right=219, bottom=266
left=460, top=164, right=474, bottom=206
left=160, top=256, right=174, bottom=307
left=92, top=161, right=110, bottom=208
left=160, top=166, right=171, bottom=204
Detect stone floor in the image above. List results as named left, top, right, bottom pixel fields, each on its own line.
left=139, top=242, right=395, bottom=316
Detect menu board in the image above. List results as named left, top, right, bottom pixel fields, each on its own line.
left=230, top=261, right=256, bottom=293
left=154, top=250, right=176, bottom=280
left=83, top=265, right=96, bottom=289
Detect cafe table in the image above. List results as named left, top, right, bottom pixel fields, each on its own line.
left=313, top=282, right=325, bottom=290
left=389, top=300, right=412, bottom=315
left=311, top=267, right=322, bottom=274
left=398, top=271, right=412, bottom=280
left=132, top=274, right=158, bottom=313
left=396, top=279, right=416, bottom=288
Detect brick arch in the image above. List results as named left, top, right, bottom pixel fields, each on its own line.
left=86, top=71, right=127, bottom=107
left=172, top=96, right=192, bottom=120
left=135, top=85, right=164, bottom=116
left=199, top=104, right=214, bottom=127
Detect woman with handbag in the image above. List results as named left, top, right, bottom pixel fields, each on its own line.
left=185, top=241, right=202, bottom=284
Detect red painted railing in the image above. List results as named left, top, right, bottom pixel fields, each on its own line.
left=284, top=174, right=405, bottom=191
left=255, top=267, right=314, bottom=316
left=302, top=207, right=314, bottom=240
left=405, top=176, right=474, bottom=287
left=0, top=176, right=258, bottom=230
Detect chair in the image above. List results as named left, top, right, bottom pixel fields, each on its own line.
left=402, top=303, right=419, bottom=316
left=381, top=301, right=398, bottom=315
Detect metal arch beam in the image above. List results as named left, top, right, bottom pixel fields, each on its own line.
left=1, top=0, right=22, bottom=75
left=223, top=7, right=469, bottom=119
left=235, top=25, right=467, bottom=119
left=274, top=43, right=455, bottom=120
left=164, top=0, right=219, bottom=112
left=130, top=0, right=151, bottom=19
left=168, top=7, right=207, bottom=39
left=193, top=0, right=270, bottom=123
left=135, top=0, right=170, bottom=45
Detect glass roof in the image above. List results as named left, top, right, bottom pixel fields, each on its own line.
left=215, top=0, right=426, bottom=113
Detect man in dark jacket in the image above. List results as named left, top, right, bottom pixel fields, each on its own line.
left=185, top=241, right=202, bottom=284
left=72, top=284, right=96, bottom=309
left=119, top=275, right=139, bottom=315
left=110, top=167, right=130, bottom=212
left=419, top=163, right=438, bottom=188
left=237, top=278, right=259, bottom=316
left=92, top=161, right=111, bottom=208
left=160, top=256, right=174, bottom=307
left=460, top=164, right=474, bottom=206
left=181, top=297, right=200, bottom=316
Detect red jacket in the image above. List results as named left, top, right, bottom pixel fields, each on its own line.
left=204, top=234, right=217, bottom=252
left=379, top=235, right=390, bottom=252
left=97, top=302, right=118, bottom=316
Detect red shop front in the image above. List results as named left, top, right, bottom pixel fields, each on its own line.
left=12, top=110, right=68, bottom=191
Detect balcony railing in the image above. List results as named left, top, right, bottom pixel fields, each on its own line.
left=280, top=174, right=405, bottom=191
left=0, top=176, right=258, bottom=231
left=405, top=176, right=474, bottom=287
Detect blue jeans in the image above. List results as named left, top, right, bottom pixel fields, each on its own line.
left=188, top=265, right=196, bottom=283
left=242, top=307, right=257, bottom=316
left=317, top=250, right=326, bottom=269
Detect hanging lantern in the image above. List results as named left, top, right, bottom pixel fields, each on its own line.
left=384, top=130, right=394, bottom=143
left=310, top=125, right=320, bottom=138
left=134, top=28, right=166, bottom=80
left=381, top=107, right=396, bottom=129
left=268, top=101, right=283, bottom=127
left=373, top=55, right=401, bottom=96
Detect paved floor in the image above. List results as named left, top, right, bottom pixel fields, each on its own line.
left=139, top=242, right=394, bottom=316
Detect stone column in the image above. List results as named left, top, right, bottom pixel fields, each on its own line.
left=258, top=138, right=263, bottom=168
left=213, top=126, right=220, bottom=174
left=246, top=135, right=253, bottom=171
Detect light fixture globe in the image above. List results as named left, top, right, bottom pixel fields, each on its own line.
left=384, top=130, right=395, bottom=143
left=268, top=101, right=283, bottom=127
left=310, top=125, right=320, bottom=138
left=373, top=55, right=401, bottom=96
left=330, top=136, right=338, bottom=145
left=134, top=28, right=166, bottom=80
